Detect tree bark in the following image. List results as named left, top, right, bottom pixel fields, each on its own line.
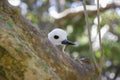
left=0, top=0, right=98, bottom=80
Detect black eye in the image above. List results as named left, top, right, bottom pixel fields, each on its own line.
left=54, top=35, right=59, bottom=39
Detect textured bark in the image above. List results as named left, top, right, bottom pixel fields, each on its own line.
left=0, top=0, right=98, bottom=80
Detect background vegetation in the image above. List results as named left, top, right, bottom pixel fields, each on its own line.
left=8, top=0, right=120, bottom=79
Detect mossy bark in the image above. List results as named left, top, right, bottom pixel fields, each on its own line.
left=0, top=0, right=98, bottom=80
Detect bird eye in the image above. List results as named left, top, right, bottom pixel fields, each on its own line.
left=54, top=35, right=59, bottom=39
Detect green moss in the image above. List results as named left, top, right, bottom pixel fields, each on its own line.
left=6, top=20, right=14, bottom=28
left=0, top=66, right=8, bottom=80
left=0, top=46, right=26, bottom=80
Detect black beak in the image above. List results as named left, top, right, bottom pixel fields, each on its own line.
left=61, top=40, right=75, bottom=45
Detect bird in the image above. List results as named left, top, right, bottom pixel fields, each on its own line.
left=48, top=28, right=75, bottom=45
left=48, top=28, right=75, bottom=52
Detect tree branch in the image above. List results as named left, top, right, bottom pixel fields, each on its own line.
left=52, top=3, right=120, bottom=21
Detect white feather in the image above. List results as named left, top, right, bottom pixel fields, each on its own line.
left=48, top=28, right=67, bottom=45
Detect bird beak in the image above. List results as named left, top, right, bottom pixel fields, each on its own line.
left=61, top=40, right=75, bottom=45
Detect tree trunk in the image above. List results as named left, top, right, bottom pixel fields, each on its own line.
left=0, top=0, right=98, bottom=80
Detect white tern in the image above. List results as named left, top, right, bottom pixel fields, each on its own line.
left=48, top=28, right=75, bottom=46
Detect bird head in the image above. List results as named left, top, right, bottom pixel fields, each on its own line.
left=48, top=28, right=75, bottom=46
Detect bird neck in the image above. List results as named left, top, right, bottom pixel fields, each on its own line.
left=56, top=45, right=66, bottom=53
